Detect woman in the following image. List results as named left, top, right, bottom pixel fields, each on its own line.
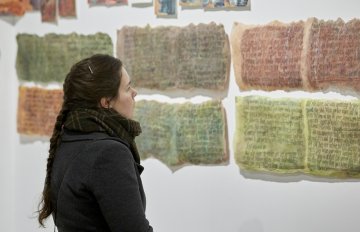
left=37, top=54, right=153, bottom=231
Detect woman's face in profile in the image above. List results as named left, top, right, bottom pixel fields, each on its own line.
left=109, top=68, right=137, bottom=119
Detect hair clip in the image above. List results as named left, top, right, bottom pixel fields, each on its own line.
left=88, top=65, right=94, bottom=74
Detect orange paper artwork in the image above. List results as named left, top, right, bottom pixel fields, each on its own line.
left=231, top=18, right=360, bottom=96
left=17, top=86, right=63, bottom=137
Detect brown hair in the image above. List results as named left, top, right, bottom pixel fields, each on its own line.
left=37, top=54, right=122, bottom=226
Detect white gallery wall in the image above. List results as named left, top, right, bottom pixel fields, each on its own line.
left=1, top=0, right=360, bottom=231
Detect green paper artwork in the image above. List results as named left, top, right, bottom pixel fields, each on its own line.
left=306, top=100, right=360, bottom=177
left=134, top=100, right=228, bottom=169
left=117, top=23, right=230, bottom=93
left=16, top=33, right=113, bottom=83
left=235, top=96, right=360, bottom=178
left=235, top=96, right=305, bottom=173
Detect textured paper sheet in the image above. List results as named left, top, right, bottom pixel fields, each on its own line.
left=231, top=21, right=305, bottom=91
left=58, top=0, right=76, bottom=17
left=231, top=18, right=360, bottom=95
left=235, top=96, right=305, bottom=173
left=235, top=96, right=360, bottom=178
left=41, top=0, right=56, bottom=22
left=307, top=18, right=360, bottom=93
left=134, top=100, right=228, bottom=169
left=17, top=86, right=63, bottom=137
left=306, top=100, right=360, bottom=177
left=117, top=23, right=230, bottom=94
left=16, top=33, right=113, bottom=83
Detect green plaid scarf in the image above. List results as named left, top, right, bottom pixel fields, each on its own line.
left=63, top=108, right=142, bottom=163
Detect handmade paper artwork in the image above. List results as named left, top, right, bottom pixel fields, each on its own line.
left=235, top=96, right=360, bottom=178
left=16, top=33, right=113, bottom=83
left=0, top=0, right=75, bottom=23
left=17, top=88, right=229, bottom=168
left=231, top=18, right=360, bottom=96
left=231, top=21, right=305, bottom=91
left=0, top=0, right=32, bottom=16
left=17, top=86, right=63, bottom=137
left=41, top=0, right=56, bottom=22
left=203, top=0, right=250, bottom=11
left=306, top=100, right=360, bottom=177
left=41, top=0, right=76, bottom=22
left=58, top=0, right=76, bottom=17
left=154, top=0, right=176, bottom=17
left=235, top=96, right=305, bottom=173
left=307, top=18, right=360, bottom=93
left=117, top=23, right=230, bottom=96
left=134, top=100, right=228, bottom=169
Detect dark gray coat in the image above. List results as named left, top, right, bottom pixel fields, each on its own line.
left=50, top=129, right=153, bottom=232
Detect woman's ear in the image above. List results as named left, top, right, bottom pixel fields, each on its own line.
left=100, top=97, right=111, bottom=108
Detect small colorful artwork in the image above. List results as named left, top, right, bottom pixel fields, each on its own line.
left=41, top=0, right=56, bottom=22
left=0, top=0, right=32, bottom=16
left=58, top=0, right=76, bottom=17
left=154, top=0, right=176, bottom=17
left=203, top=0, right=250, bottom=10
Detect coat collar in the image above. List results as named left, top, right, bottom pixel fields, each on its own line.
left=61, top=129, right=130, bottom=147
left=61, top=129, right=144, bottom=174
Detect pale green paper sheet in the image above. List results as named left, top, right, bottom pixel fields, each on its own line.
left=235, top=96, right=360, bottom=178
left=134, top=100, right=228, bottom=168
left=235, top=96, right=305, bottom=174
left=306, top=100, right=360, bottom=177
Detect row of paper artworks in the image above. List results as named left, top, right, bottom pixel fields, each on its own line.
left=16, top=19, right=360, bottom=97
left=0, top=0, right=250, bottom=22
left=18, top=86, right=360, bottom=178
left=15, top=18, right=360, bottom=178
